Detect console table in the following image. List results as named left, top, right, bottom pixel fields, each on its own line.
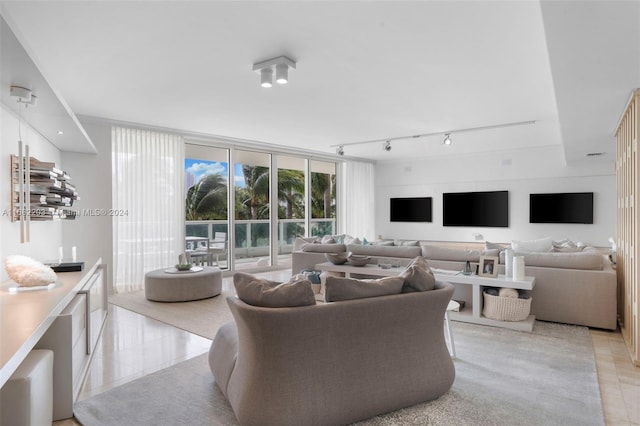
left=314, top=262, right=536, bottom=331
left=0, top=258, right=107, bottom=420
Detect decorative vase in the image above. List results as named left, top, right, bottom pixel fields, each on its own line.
left=513, top=256, right=525, bottom=281
left=463, top=260, right=472, bottom=275
left=504, top=248, right=513, bottom=277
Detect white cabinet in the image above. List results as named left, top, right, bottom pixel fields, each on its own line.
left=35, top=264, right=107, bottom=420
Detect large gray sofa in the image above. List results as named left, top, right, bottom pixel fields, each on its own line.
left=292, top=241, right=617, bottom=330
left=209, top=281, right=455, bottom=425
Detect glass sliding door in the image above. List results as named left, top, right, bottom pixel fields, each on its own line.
left=234, top=150, right=271, bottom=269
left=276, top=156, right=306, bottom=260
left=310, top=160, right=337, bottom=237
left=184, top=144, right=229, bottom=269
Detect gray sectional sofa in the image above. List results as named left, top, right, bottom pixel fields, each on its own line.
left=209, top=281, right=455, bottom=425
left=292, top=240, right=617, bottom=330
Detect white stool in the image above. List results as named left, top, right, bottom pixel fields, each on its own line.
left=0, top=349, right=54, bottom=426
left=445, top=300, right=459, bottom=358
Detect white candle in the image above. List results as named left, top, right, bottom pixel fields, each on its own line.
left=72, top=246, right=77, bottom=262
left=58, top=246, right=64, bottom=263
left=513, top=256, right=525, bottom=281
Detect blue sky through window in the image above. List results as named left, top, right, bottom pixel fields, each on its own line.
left=184, top=159, right=246, bottom=193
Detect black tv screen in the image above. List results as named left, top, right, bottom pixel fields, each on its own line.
left=443, top=191, right=509, bottom=227
left=390, top=197, right=432, bottom=222
left=529, top=192, right=594, bottom=224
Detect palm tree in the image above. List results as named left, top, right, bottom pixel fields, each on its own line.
left=278, top=169, right=305, bottom=219
left=185, top=173, right=227, bottom=220
left=311, top=172, right=335, bottom=218
left=240, top=165, right=269, bottom=220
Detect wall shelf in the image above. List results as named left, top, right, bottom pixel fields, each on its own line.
left=10, top=155, right=79, bottom=222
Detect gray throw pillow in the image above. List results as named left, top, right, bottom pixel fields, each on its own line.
left=400, top=256, right=435, bottom=292
left=324, top=276, right=404, bottom=302
left=233, top=272, right=316, bottom=308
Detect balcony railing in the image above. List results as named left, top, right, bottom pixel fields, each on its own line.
left=185, top=218, right=335, bottom=268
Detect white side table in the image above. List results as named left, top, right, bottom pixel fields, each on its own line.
left=445, top=300, right=459, bottom=358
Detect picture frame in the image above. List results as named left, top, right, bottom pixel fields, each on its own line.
left=479, top=255, right=499, bottom=278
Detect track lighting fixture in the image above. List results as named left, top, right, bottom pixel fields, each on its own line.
left=330, top=120, right=535, bottom=152
left=253, top=56, right=296, bottom=88
left=336, top=146, right=345, bottom=156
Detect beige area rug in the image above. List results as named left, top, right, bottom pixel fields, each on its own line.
left=109, top=289, right=233, bottom=340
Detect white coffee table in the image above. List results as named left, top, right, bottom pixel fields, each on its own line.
left=314, top=262, right=536, bottom=332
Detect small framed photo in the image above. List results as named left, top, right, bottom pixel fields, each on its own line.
left=479, top=256, right=499, bottom=278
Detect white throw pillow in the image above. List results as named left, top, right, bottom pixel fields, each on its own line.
left=4, top=255, right=57, bottom=287
left=511, top=237, right=553, bottom=253
left=233, top=272, right=316, bottom=308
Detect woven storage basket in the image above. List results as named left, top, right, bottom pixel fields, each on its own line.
left=482, top=291, right=532, bottom=322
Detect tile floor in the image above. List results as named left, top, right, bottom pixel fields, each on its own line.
left=54, top=271, right=640, bottom=426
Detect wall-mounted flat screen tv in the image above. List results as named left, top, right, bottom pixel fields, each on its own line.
left=529, top=192, right=594, bottom=224
left=390, top=197, right=432, bottom=222
left=443, top=190, right=509, bottom=227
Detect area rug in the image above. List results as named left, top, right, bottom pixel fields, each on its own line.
left=74, top=320, right=604, bottom=426
left=108, top=289, right=233, bottom=340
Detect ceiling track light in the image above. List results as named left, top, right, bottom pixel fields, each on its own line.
left=336, top=146, right=345, bottom=156
left=330, top=120, right=536, bottom=151
left=253, top=56, right=296, bottom=88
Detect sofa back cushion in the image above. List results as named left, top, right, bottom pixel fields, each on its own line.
left=301, top=243, right=347, bottom=253
left=509, top=252, right=604, bottom=270
left=511, top=237, right=553, bottom=253
left=348, top=244, right=422, bottom=258
left=233, top=272, right=316, bottom=307
left=325, top=275, right=404, bottom=302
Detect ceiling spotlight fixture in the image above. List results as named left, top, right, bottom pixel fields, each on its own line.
left=383, top=140, right=392, bottom=151
left=253, top=56, right=296, bottom=88
left=443, top=133, right=452, bottom=146
left=336, top=146, right=345, bottom=156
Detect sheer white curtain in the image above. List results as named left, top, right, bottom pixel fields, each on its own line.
left=112, top=127, right=184, bottom=293
left=340, top=160, right=375, bottom=240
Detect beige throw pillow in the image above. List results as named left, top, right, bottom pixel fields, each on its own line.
left=400, top=256, right=435, bottom=292
left=233, top=272, right=316, bottom=308
left=324, top=276, right=404, bottom=302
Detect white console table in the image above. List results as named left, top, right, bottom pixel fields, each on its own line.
left=314, top=262, right=536, bottom=332
left=0, top=258, right=107, bottom=420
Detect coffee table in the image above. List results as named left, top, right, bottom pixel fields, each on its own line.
left=314, top=262, right=536, bottom=332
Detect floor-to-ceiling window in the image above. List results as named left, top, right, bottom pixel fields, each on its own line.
left=233, top=150, right=271, bottom=269
left=310, top=160, right=336, bottom=237
left=184, top=144, right=229, bottom=269
left=277, top=155, right=306, bottom=253
left=184, top=142, right=338, bottom=272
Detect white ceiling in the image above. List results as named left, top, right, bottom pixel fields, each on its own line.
left=1, top=1, right=638, bottom=165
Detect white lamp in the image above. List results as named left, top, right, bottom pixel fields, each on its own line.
left=443, top=133, right=452, bottom=145
left=275, top=63, right=289, bottom=84
left=260, top=69, right=273, bottom=88
left=253, top=56, right=296, bottom=88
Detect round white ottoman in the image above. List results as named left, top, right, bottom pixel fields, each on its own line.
left=145, top=267, right=222, bottom=302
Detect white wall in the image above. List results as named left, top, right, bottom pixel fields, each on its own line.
left=375, top=145, right=616, bottom=246
left=0, top=105, right=63, bottom=281
left=61, top=119, right=113, bottom=288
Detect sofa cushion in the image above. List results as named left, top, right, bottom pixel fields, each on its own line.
left=233, top=272, right=316, bottom=307
left=500, top=251, right=604, bottom=270
left=421, top=245, right=483, bottom=262
left=324, top=275, right=404, bottom=302
left=348, top=244, right=422, bottom=258
left=301, top=243, right=347, bottom=253
left=394, top=239, right=420, bottom=247
left=511, top=237, right=553, bottom=253
left=293, top=237, right=319, bottom=251
left=400, top=257, right=435, bottom=292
